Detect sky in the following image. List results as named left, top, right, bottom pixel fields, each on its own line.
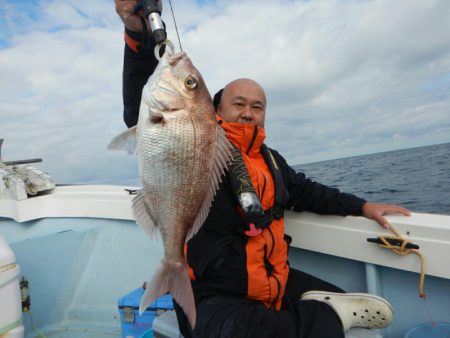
left=0, top=0, right=449, bottom=185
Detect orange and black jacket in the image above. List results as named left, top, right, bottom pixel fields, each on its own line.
left=122, top=31, right=367, bottom=308
left=185, top=119, right=365, bottom=309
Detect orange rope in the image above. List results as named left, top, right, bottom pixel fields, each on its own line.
left=377, top=226, right=426, bottom=298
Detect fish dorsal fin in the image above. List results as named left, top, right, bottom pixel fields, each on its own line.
left=107, top=126, right=137, bottom=155
left=186, top=126, right=233, bottom=240
left=132, top=190, right=159, bottom=239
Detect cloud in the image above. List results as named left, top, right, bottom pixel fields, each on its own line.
left=163, top=0, right=450, bottom=165
left=0, top=0, right=129, bottom=184
left=0, top=0, right=449, bottom=185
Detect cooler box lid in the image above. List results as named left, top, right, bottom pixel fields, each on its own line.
left=0, top=236, right=16, bottom=268
left=118, top=287, right=174, bottom=310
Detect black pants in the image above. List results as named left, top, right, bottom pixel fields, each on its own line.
left=175, top=268, right=345, bottom=338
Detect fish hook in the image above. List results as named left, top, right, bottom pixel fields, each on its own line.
left=155, top=39, right=175, bottom=61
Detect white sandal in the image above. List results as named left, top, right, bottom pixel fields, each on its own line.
left=301, top=291, right=394, bottom=332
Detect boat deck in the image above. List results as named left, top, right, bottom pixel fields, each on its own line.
left=24, top=321, right=119, bottom=338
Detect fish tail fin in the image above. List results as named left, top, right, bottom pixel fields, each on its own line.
left=139, top=260, right=196, bottom=329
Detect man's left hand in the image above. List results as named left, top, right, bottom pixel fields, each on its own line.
left=362, top=202, right=411, bottom=229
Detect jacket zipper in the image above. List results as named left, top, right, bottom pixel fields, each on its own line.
left=246, top=124, right=281, bottom=308
left=260, top=174, right=266, bottom=201
left=264, top=228, right=280, bottom=308
left=267, top=227, right=275, bottom=258
left=272, top=274, right=282, bottom=308
left=246, top=125, right=258, bottom=155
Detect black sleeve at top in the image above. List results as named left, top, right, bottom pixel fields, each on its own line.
left=122, top=28, right=159, bottom=128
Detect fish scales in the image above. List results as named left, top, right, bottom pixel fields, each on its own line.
left=108, top=49, right=233, bottom=329
left=139, top=115, right=216, bottom=262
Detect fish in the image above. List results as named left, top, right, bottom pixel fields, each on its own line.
left=108, top=45, right=233, bottom=329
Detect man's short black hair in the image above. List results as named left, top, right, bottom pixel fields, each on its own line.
left=213, top=89, right=223, bottom=111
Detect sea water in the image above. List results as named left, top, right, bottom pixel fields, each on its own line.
left=294, top=142, right=450, bottom=215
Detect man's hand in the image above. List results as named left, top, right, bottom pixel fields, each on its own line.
left=115, top=0, right=144, bottom=32
left=362, top=202, right=411, bottom=229
left=115, top=0, right=163, bottom=33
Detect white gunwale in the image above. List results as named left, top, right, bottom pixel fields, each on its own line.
left=1, top=185, right=449, bottom=279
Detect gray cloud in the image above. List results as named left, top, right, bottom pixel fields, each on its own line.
left=0, top=0, right=449, bottom=185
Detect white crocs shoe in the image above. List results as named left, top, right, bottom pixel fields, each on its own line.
left=301, top=291, right=393, bottom=332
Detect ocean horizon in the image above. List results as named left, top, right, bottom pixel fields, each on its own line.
left=294, top=142, right=450, bottom=215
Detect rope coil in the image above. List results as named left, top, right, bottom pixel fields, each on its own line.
left=377, top=226, right=426, bottom=298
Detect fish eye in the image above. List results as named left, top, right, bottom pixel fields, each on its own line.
left=185, top=76, right=198, bottom=89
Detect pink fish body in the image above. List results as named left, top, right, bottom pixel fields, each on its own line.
left=109, top=49, right=232, bottom=329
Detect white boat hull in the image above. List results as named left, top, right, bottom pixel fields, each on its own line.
left=0, top=185, right=449, bottom=338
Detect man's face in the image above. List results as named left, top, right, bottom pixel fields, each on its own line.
left=217, top=79, right=266, bottom=127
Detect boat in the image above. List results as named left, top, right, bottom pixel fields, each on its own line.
left=1, top=159, right=450, bottom=338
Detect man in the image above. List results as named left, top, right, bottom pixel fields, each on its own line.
left=115, top=2, right=410, bottom=337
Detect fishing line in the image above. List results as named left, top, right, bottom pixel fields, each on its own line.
left=168, top=0, right=183, bottom=51
left=27, top=311, right=48, bottom=338
left=422, top=298, right=437, bottom=327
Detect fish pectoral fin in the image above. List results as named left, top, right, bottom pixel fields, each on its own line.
left=187, top=126, right=234, bottom=240
left=132, top=190, right=159, bottom=238
left=107, top=126, right=137, bottom=155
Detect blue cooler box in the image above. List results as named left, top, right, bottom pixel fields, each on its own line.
left=118, top=288, right=174, bottom=338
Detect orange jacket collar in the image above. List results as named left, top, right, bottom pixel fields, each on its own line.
left=216, top=115, right=266, bottom=157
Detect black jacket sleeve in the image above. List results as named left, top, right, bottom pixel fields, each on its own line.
left=122, top=28, right=159, bottom=128
left=271, top=149, right=366, bottom=216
